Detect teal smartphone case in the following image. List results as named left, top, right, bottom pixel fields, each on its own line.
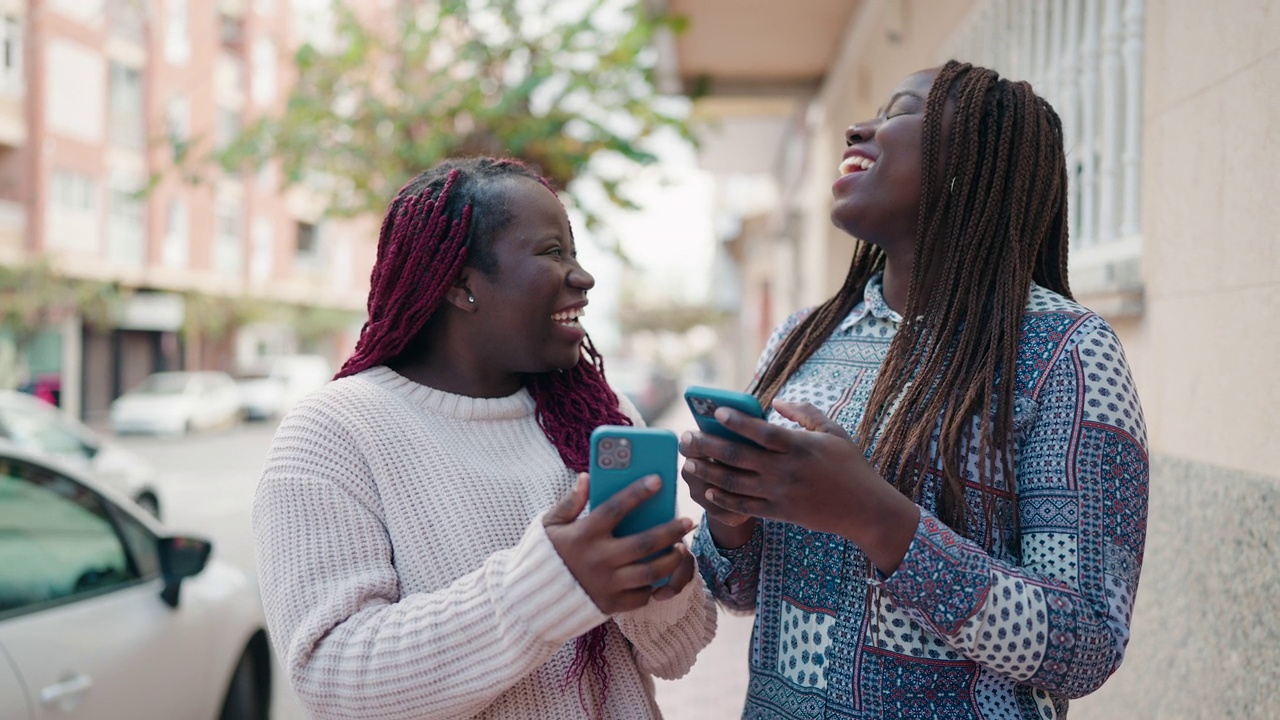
left=588, top=426, right=678, bottom=538
left=683, top=385, right=766, bottom=448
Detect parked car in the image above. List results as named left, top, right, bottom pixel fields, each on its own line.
left=0, top=390, right=162, bottom=518
left=234, top=372, right=286, bottom=421
left=266, top=354, right=332, bottom=412
left=109, top=371, right=242, bottom=436
left=0, top=444, right=272, bottom=720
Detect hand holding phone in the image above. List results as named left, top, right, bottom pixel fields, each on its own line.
left=683, top=385, right=767, bottom=448
left=588, top=426, right=681, bottom=587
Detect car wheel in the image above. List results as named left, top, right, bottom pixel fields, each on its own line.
left=219, top=648, right=267, bottom=720
left=133, top=491, right=161, bottom=520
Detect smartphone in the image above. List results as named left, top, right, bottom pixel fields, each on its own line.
left=683, top=385, right=767, bottom=448
left=589, top=426, right=678, bottom=584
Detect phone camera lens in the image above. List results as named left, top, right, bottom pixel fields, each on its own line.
left=600, top=438, right=615, bottom=451
left=617, top=447, right=631, bottom=461
left=600, top=456, right=614, bottom=468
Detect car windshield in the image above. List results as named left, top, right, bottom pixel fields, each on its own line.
left=134, top=374, right=191, bottom=395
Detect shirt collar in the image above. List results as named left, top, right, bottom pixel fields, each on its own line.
left=837, top=272, right=903, bottom=332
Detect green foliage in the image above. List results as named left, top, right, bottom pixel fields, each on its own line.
left=0, top=262, right=125, bottom=347
left=203, top=0, right=691, bottom=239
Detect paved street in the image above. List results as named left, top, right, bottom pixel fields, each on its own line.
left=115, top=398, right=754, bottom=719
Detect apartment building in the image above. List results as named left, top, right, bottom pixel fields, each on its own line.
left=660, top=0, right=1280, bottom=714
left=0, top=0, right=377, bottom=422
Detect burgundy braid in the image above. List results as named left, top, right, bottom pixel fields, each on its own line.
left=335, top=158, right=629, bottom=715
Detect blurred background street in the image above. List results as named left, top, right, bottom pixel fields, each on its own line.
left=1, top=0, right=1278, bottom=718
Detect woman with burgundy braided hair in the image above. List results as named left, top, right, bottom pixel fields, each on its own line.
left=253, top=157, right=715, bottom=720
left=683, top=62, right=1148, bottom=718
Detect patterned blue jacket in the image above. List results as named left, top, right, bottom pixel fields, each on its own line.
left=692, top=274, right=1149, bottom=719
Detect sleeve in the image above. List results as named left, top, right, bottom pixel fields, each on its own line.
left=879, top=318, right=1149, bottom=698
left=691, top=516, right=764, bottom=614
left=252, top=398, right=607, bottom=720
left=612, top=567, right=718, bottom=679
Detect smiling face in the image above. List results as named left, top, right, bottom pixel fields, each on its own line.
left=465, top=176, right=595, bottom=374
left=830, top=68, right=941, bottom=253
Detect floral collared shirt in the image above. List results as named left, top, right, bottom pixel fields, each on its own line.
left=693, top=273, right=1149, bottom=719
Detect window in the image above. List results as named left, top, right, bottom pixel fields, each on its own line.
left=295, top=221, right=318, bottom=259
left=47, top=171, right=99, bottom=254
left=215, top=106, right=241, bottom=150
left=214, top=200, right=244, bottom=276
left=164, top=0, right=190, bottom=64
left=162, top=197, right=189, bottom=269
left=165, top=96, right=190, bottom=145
left=107, top=0, right=145, bottom=43
left=109, top=62, right=145, bottom=151
left=946, top=0, right=1145, bottom=260
left=0, top=400, right=92, bottom=460
left=47, top=39, right=106, bottom=143
left=51, top=171, right=97, bottom=214
left=250, top=216, right=274, bottom=283
left=0, top=15, right=22, bottom=95
left=50, top=0, right=105, bottom=26
left=251, top=36, right=277, bottom=107
left=107, top=170, right=146, bottom=266
left=0, top=459, right=139, bottom=614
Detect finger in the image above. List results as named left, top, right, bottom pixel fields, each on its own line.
left=612, top=516, right=695, bottom=565
left=652, top=545, right=696, bottom=601
left=681, top=428, right=765, bottom=471
left=712, top=406, right=795, bottom=452
left=771, top=400, right=852, bottom=440
left=585, top=474, right=662, bottom=533
left=614, top=546, right=686, bottom=590
left=544, top=473, right=589, bottom=526
left=678, top=431, right=714, bottom=460
left=684, top=458, right=766, bottom=501
left=705, top=487, right=772, bottom=519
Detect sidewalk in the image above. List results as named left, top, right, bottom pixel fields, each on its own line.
left=650, top=398, right=754, bottom=720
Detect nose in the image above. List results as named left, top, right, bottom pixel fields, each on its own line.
left=845, top=119, right=879, bottom=146
left=568, top=261, right=595, bottom=292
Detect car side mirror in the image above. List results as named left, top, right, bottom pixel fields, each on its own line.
left=157, top=535, right=213, bottom=608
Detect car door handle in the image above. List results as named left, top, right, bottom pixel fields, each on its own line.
left=40, top=673, right=93, bottom=712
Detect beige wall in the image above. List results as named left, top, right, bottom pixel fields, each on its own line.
left=1137, top=0, right=1280, bottom=477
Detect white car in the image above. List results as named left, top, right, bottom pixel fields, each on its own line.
left=0, top=390, right=162, bottom=518
left=109, top=371, right=242, bottom=437
left=0, top=443, right=271, bottom=720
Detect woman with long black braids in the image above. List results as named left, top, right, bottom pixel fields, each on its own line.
left=682, top=61, right=1148, bottom=719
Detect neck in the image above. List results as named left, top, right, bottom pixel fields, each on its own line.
left=389, top=321, right=524, bottom=399
left=880, top=246, right=914, bottom=315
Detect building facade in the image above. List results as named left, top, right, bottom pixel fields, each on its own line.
left=0, top=0, right=376, bottom=422
left=661, top=0, right=1280, bottom=715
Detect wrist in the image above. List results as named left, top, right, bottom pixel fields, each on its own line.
left=864, top=493, right=920, bottom=575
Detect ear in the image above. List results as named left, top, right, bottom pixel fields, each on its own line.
left=443, top=275, right=478, bottom=312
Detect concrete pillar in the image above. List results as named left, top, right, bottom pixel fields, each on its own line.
left=59, top=312, right=81, bottom=419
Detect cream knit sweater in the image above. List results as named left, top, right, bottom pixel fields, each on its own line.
left=252, top=366, right=716, bottom=720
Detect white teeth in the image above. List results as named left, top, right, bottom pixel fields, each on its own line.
left=839, top=156, right=876, bottom=175
left=552, top=308, right=584, bottom=324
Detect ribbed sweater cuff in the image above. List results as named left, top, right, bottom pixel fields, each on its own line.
left=505, top=518, right=607, bottom=644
